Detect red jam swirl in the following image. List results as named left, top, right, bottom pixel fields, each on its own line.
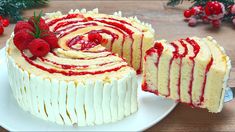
left=142, top=80, right=159, bottom=95
left=57, top=23, right=98, bottom=38
left=95, top=19, right=134, bottom=35
left=56, top=22, right=98, bottom=33
left=199, top=57, right=213, bottom=105
left=153, top=42, right=164, bottom=70
left=47, top=14, right=83, bottom=26
left=166, top=42, right=180, bottom=98
left=154, top=42, right=164, bottom=94
left=22, top=52, right=127, bottom=76
left=50, top=50, right=114, bottom=60
left=40, top=57, right=123, bottom=70
left=107, top=18, right=132, bottom=26
left=93, top=19, right=135, bottom=67
left=136, top=34, right=144, bottom=74
left=185, top=38, right=200, bottom=106
left=23, top=13, right=147, bottom=76
left=142, top=42, right=164, bottom=94
left=53, top=19, right=88, bottom=32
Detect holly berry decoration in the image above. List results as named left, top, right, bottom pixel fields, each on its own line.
left=231, top=4, right=235, bottom=14
left=13, top=11, right=59, bottom=58
left=0, top=26, right=4, bottom=36
left=0, top=15, right=10, bottom=36
left=188, top=17, right=198, bottom=26
left=181, top=0, right=235, bottom=28
left=233, top=17, right=235, bottom=26
left=205, top=1, right=224, bottom=16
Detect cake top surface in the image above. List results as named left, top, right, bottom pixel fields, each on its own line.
left=6, top=9, right=155, bottom=82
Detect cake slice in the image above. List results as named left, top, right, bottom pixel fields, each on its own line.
left=142, top=36, right=231, bottom=112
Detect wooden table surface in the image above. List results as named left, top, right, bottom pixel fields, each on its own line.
left=0, top=0, right=235, bottom=131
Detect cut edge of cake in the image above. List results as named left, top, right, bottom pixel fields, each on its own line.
left=142, top=36, right=231, bottom=113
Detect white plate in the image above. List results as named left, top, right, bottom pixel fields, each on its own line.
left=0, top=48, right=177, bottom=131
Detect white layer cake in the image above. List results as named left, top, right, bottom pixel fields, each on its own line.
left=5, top=8, right=156, bottom=126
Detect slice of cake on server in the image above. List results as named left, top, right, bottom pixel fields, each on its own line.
left=142, top=36, right=231, bottom=113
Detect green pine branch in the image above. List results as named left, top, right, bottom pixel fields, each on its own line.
left=0, top=0, right=48, bottom=23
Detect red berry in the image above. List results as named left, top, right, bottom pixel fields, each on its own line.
left=0, top=16, right=3, bottom=20
left=197, top=6, right=203, bottom=11
left=28, top=16, right=35, bottom=26
left=88, top=33, right=102, bottom=44
left=28, top=16, right=45, bottom=26
left=28, top=39, right=50, bottom=57
left=28, top=16, right=49, bottom=31
left=190, top=8, right=197, bottom=15
left=188, top=18, right=197, bottom=27
left=202, top=16, right=210, bottom=23
left=41, top=31, right=59, bottom=50
left=205, top=2, right=214, bottom=16
left=0, top=26, right=4, bottom=35
left=184, top=10, right=192, bottom=18
left=213, top=3, right=222, bottom=15
left=13, top=29, right=35, bottom=50
left=101, top=38, right=108, bottom=44
left=191, top=6, right=203, bottom=15
left=205, top=1, right=223, bottom=16
left=231, top=5, right=235, bottom=14
left=14, top=21, right=34, bottom=34
left=2, top=19, right=9, bottom=27
left=232, top=18, right=235, bottom=26
left=212, top=20, right=221, bottom=28
left=38, top=20, right=49, bottom=31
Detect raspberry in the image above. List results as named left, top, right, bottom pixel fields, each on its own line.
left=14, top=21, right=34, bottom=34
left=41, top=31, right=59, bottom=50
left=88, top=33, right=102, bottom=44
left=28, top=16, right=45, bottom=26
left=13, top=29, right=35, bottom=51
left=28, top=16, right=49, bottom=31
left=28, top=39, right=50, bottom=57
left=38, top=20, right=49, bottom=31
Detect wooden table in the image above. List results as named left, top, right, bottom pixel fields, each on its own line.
left=0, top=0, right=234, bottom=131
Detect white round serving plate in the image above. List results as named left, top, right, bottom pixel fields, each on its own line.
left=0, top=48, right=177, bottom=131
